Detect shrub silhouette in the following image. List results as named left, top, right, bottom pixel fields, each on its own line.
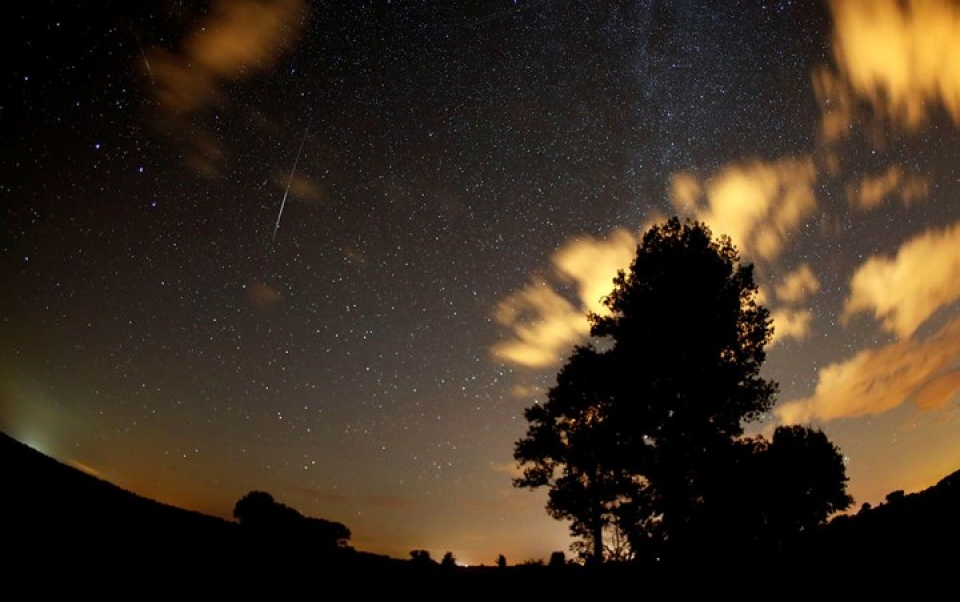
left=233, top=490, right=350, bottom=552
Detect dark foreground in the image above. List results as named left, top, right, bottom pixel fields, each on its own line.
left=2, top=432, right=956, bottom=596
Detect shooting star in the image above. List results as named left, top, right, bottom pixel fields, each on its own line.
left=273, top=118, right=313, bottom=242
left=125, top=22, right=154, bottom=83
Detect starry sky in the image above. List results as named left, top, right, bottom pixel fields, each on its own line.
left=3, top=0, right=960, bottom=566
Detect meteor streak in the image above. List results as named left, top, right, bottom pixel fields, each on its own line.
left=125, top=22, right=153, bottom=83
left=273, top=118, right=312, bottom=242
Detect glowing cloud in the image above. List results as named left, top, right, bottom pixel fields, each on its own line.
left=843, top=220, right=960, bottom=338
left=492, top=283, right=586, bottom=368
left=551, top=229, right=639, bottom=317
left=670, top=157, right=817, bottom=262
left=493, top=161, right=819, bottom=369
left=775, top=264, right=820, bottom=304
left=812, top=66, right=857, bottom=143
left=769, top=308, right=813, bottom=347
left=829, top=0, right=960, bottom=128
left=848, top=165, right=929, bottom=209
left=765, top=265, right=820, bottom=347
left=246, top=280, right=282, bottom=310
left=912, top=371, right=960, bottom=412
left=777, top=316, right=960, bottom=423
left=492, top=229, right=639, bottom=369
left=510, top=383, right=543, bottom=401
left=273, top=171, right=325, bottom=204
left=670, top=172, right=703, bottom=210
left=152, top=0, right=308, bottom=115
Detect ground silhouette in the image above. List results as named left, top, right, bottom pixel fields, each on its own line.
left=2, top=430, right=955, bottom=596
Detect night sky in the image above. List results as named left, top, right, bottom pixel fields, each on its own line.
left=3, top=0, right=960, bottom=565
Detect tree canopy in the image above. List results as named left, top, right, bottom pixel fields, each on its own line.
left=513, top=217, right=851, bottom=563
left=233, top=490, right=351, bottom=551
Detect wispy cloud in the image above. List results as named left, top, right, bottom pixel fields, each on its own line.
left=152, top=0, right=308, bottom=116
left=848, top=165, right=929, bottom=210
left=765, top=264, right=820, bottom=347
left=829, top=0, right=960, bottom=128
left=777, top=315, right=960, bottom=422
left=812, top=66, right=858, bottom=143
left=246, top=280, right=282, bottom=311
left=551, top=229, right=640, bottom=318
left=491, top=229, right=638, bottom=369
left=491, top=461, right=523, bottom=479
left=775, top=264, right=820, bottom=304
left=273, top=171, right=325, bottom=205
left=148, top=0, right=309, bottom=176
left=494, top=156, right=819, bottom=370
left=491, top=281, right=588, bottom=369
left=670, top=157, right=818, bottom=262
left=769, top=308, right=813, bottom=347
left=779, top=219, right=960, bottom=423
left=510, top=383, right=543, bottom=401
left=843, top=220, right=960, bottom=338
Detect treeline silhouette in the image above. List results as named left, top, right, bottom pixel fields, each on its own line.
left=2, top=429, right=956, bottom=594
left=233, top=490, right=351, bottom=552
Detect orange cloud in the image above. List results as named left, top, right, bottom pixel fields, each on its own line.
left=551, top=229, right=639, bottom=317
left=766, top=264, right=819, bottom=346
left=493, top=163, right=819, bottom=370
left=510, top=384, right=543, bottom=400
left=776, top=316, right=960, bottom=423
left=491, top=283, right=586, bottom=368
left=670, top=172, right=703, bottom=211
left=152, top=0, right=308, bottom=115
left=912, top=371, right=960, bottom=412
left=775, top=264, right=820, bottom=304
left=843, top=220, right=960, bottom=338
left=670, top=157, right=817, bottom=262
left=769, top=309, right=813, bottom=347
left=289, top=174, right=324, bottom=203
left=848, top=165, right=929, bottom=209
left=812, top=66, right=857, bottom=143
left=491, top=228, right=639, bottom=369
left=829, top=0, right=960, bottom=128
left=763, top=265, right=820, bottom=347
left=491, top=461, right=525, bottom=479
left=246, top=280, right=282, bottom=310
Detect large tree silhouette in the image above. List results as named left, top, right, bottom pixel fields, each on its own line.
left=514, top=218, right=849, bottom=562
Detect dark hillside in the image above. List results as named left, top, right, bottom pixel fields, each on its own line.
left=1, top=432, right=241, bottom=572
left=0, top=432, right=422, bottom=593
left=811, top=469, right=960, bottom=572
left=4, top=430, right=957, bottom=594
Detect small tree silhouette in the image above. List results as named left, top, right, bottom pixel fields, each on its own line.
left=233, top=490, right=351, bottom=551
left=409, top=549, right=435, bottom=565
left=233, top=490, right=282, bottom=528
left=548, top=551, right=566, bottom=568
left=440, top=551, right=457, bottom=568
